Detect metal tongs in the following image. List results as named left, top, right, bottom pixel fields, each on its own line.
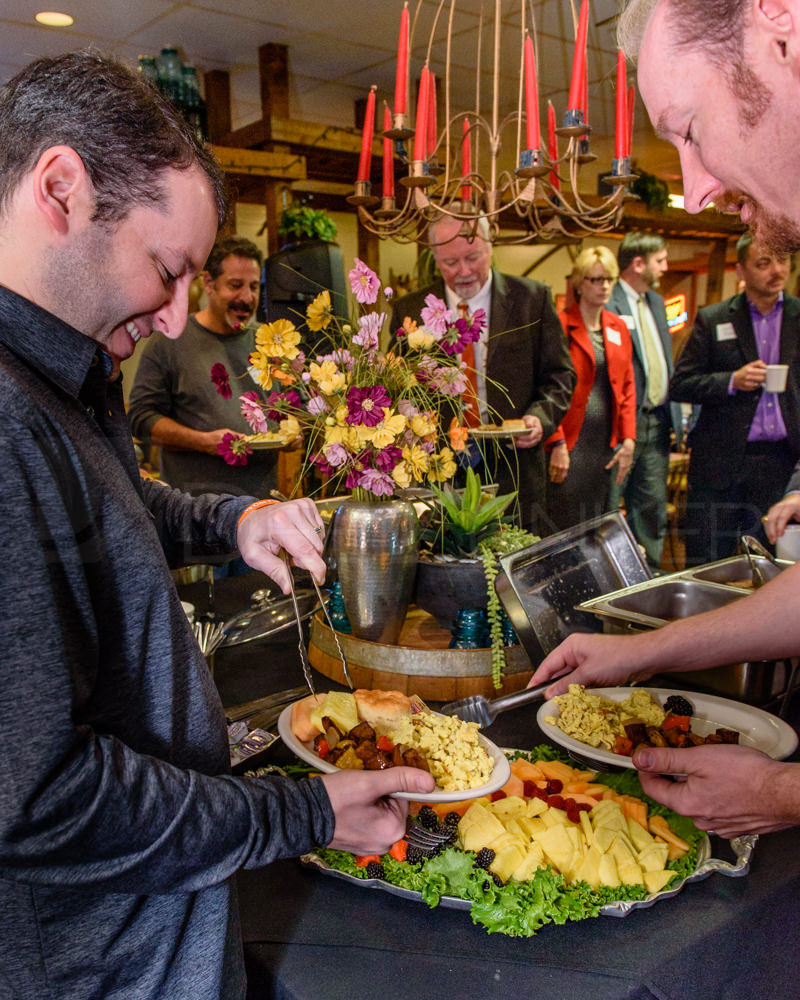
left=282, top=552, right=353, bottom=693
left=740, top=535, right=778, bottom=589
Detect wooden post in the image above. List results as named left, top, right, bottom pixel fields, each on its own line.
left=705, top=237, right=729, bottom=304
left=259, top=43, right=290, bottom=122
left=205, top=69, right=231, bottom=143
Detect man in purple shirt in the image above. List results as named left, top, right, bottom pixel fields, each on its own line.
left=669, top=233, right=800, bottom=564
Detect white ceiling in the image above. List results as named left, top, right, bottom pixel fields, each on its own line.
left=0, top=0, right=682, bottom=185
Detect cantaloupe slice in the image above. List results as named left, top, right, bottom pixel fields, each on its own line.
left=509, top=758, right=546, bottom=781
left=290, top=693, right=327, bottom=741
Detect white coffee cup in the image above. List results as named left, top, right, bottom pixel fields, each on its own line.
left=776, top=524, right=800, bottom=561
left=765, top=364, right=789, bottom=393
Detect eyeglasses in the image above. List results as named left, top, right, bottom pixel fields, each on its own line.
left=584, top=275, right=614, bottom=285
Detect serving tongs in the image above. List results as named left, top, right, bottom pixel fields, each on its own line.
left=440, top=681, right=552, bottom=728
left=282, top=552, right=353, bottom=694
left=740, top=535, right=778, bottom=588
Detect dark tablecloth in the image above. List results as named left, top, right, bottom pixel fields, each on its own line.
left=183, top=573, right=800, bottom=1000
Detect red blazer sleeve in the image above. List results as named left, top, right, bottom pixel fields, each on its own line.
left=603, top=310, right=637, bottom=445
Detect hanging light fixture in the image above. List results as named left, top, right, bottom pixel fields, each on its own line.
left=348, top=0, right=635, bottom=245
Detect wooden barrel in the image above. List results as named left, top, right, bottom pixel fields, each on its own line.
left=308, top=607, right=533, bottom=702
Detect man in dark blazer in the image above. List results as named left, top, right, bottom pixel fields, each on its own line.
left=607, top=231, right=683, bottom=571
left=670, top=233, right=800, bottom=565
left=389, top=215, right=575, bottom=533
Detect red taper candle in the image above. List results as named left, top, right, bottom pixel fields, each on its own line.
left=567, top=0, right=589, bottom=110
left=615, top=50, right=627, bottom=160
left=394, top=3, right=409, bottom=116
left=461, top=116, right=472, bottom=200
left=356, top=85, right=376, bottom=183
left=524, top=32, right=540, bottom=149
left=626, top=84, right=635, bottom=157
left=427, top=70, right=437, bottom=158
left=413, top=64, right=430, bottom=161
left=547, top=100, right=560, bottom=192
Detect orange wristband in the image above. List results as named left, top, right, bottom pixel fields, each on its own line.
left=237, top=498, right=280, bottom=529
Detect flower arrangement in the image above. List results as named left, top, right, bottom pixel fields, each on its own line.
left=211, top=257, right=487, bottom=501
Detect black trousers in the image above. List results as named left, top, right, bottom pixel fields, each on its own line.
left=683, top=439, right=797, bottom=565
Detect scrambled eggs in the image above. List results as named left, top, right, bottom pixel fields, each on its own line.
left=545, top=684, right=665, bottom=751
left=390, top=711, right=494, bottom=791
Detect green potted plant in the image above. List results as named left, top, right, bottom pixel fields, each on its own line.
left=415, top=467, right=538, bottom=687
left=277, top=204, right=338, bottom=248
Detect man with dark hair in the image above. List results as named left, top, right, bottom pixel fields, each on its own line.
left=0, top=51, right=433, bottom=1000
left=670, top=233, right=800, bottom=563
left=129, top=234, right=283, bottom=500
left=607, top=230, right=682, bottom=570
left=390, top=214, right=574, bottom=532
left=524, top=0, right=800, bottom=840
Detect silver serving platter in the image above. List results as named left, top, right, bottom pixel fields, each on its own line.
left=300, top=833, right=756, bottom=919
left=495, top=511, right=651, bottom=666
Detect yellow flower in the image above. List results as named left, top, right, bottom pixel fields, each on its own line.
left=309, top=360, right=346, bottom=395
left=391, top=461, right=412, bottom=489
left=280, top=416, right=301, bottom=441
left=248, top=350, right=275, bottom=389
left=306, top=289, right=333, bottom=331
left=402, top=444, right=430, bottom=479
left=255, top=319, right=302, bottom=360
left=407, top=327, right=435, bottom=351
left=427, top=447, right=458, bottom=483
left=355, top=408, right=407, bottom=449
left=410, top=413, right=436, bottom=438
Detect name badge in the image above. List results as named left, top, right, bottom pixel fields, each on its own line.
left=715, top=322, right=737, bottom=342
left=621, top=314, right=635, bottom=330
left=605, top=327, right=622, bottom=346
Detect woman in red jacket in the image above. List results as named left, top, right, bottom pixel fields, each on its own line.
left=545, top=246, right=636, bottom=532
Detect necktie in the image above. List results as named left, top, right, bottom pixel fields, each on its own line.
left=637, top=295, right=666, bottom=408
left=458, top=301, right=481, bottom=427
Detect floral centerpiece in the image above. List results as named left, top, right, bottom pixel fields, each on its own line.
left=210, top=257, right=487, bottom=501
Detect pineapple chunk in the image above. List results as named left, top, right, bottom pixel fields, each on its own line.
left=618, top=861, right=645, bottom=886
left=592, top=826, right=617, bottom=854
left=459, top=806, right=506, bottom=852
left=598, top=852, right=620, bottom=888
left=538, top=825, right=575, bottom=874
left=510, top=844, right=545, bottom=881
left=490, top=843, right=528, bottom=882
left=309, top=691, right=359, bottom=737
left=574, top=845, right=604, bottom=889
left=489, top=796, right=528, bottom=818
left=579, top=810, right=594, bottom=846
left=643, top=869, right=678, bottom=893
left=627, top=817, right=655, bottom=852
left=517, top=815, right=547, bottom=840
left=526, top=797, right=548, bottom=818
left=637, top=843, right=670, bottom=873
left=542, top=807, right=568, bottom=827
left=610, top=835, right=636, bottom=868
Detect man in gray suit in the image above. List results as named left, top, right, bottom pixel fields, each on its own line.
left=389, top=215, right=574, bottom=532
left=671, top=233, right=800, bottom=564
left=607, top=231, right=682, bottom=571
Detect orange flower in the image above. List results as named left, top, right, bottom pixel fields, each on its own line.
left=448, top=417, right=468, bottom=452
left=401, top=316, right=418, bottom=336
left=271, top=367, right=297, bottom=386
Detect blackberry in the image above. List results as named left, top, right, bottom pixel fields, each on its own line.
left=664, top=695, right=694, bottom=717
left=417, top=805, right=439, bottom=830
left=443, top=811, right=461, bottom=829
left=492, top=872, right=504, bottom=888
left=474, top=847, right=495, bottom=870
left=365, top=861, right=385, bottom=880
left=406, top=845, right=425, bottom=865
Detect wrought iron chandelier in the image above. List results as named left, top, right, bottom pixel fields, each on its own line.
left=348, top=0, right=635, bottom=245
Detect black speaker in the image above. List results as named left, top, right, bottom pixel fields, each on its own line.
left=259, top=241, right=348, bottom=349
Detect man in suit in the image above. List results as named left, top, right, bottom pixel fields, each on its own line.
left=670, top=233, right=800, bottom=564
left=607, top=231, right=683, bottom=571
left=389, top=215, right=575, bottom=532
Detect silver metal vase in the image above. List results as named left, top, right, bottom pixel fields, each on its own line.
left=331, top=497, right=420, bottom=644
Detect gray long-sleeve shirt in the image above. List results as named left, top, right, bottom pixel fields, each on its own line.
left=128, top=315, right=279, bottom=498
left=0, top=285, right=334, bottom=999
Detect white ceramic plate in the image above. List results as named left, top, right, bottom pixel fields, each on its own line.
left=537, top=686, right=799, bottom=770
left=276, top=703, right=511, bottom=802
left=244, top=435, right=289, bottom=450
left=470, top=424, right=529, bottom=440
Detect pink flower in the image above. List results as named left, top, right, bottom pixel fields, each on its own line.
left=420, top=294, right=451, bottom=336
left=353, top=312, right=384, bottom=350
left=240, top=391, right=268, bottom=433
left=430, top=364, right=469, bottom=396
left=217, top=433, right=251, bottom=466
left=324, top=442, right=350, bottom=467
left=358, top=468, right=395, bottom=497
left=311, top=452, right=336, bottom=477
left=266, top=388, right=301, bottom=422
left=396, top=399, right=419, bottom=418
left=210, top=362, right=232, bottom=399
left=306, top=394, right=329, bottom=417
left=384, top=286, right=394, bottom=299
left=374, top=445, right=402, bottom=472
left=348, top=258, right=381, bottom=304
left=346, top=385, right=391, bottom=426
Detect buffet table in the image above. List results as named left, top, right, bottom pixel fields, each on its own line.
left=181, top=573, right=800, bottom=1000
